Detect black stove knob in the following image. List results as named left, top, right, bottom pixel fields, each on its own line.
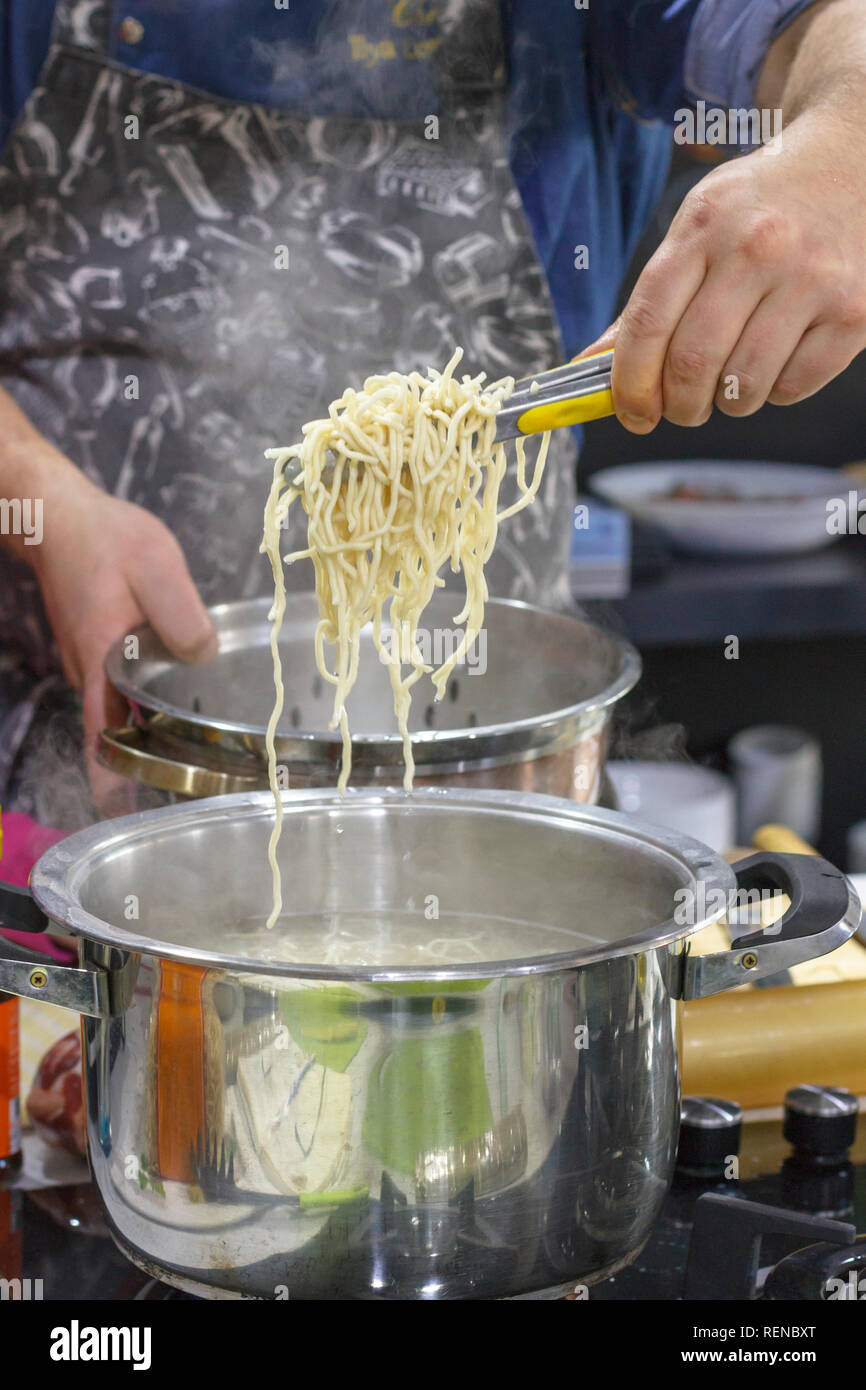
left=677, top=1096, right=742, bottom=1175
left=783, top=1085, right=858, bottom=1161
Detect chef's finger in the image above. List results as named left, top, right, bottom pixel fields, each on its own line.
left=613, top=242, right=709, bottom=432
left=659, top=271, right=771, bottom=427
left=767, top=322, right=866, bottom=407
left=82, top=672, right=137, bottom=817
left=571, top=318, right=621, bottom=362
left=103, top=675, right=132, bottom=732
left=716, top=291, right=817, bottom=417
left=128, top=537, right=219, bottom=664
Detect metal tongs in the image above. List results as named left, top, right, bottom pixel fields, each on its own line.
left=282, top=349, right=614, bottom=487
left=493, top=348, right=614, bottom=441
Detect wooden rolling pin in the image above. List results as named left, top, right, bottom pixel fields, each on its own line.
left=752, top=824, right=819, bottom=856
left=681, top=823, right=866, bottom=1108
left=752, top=824, right=866, bottom=985
left=682, top=979, right=866, bottom=1109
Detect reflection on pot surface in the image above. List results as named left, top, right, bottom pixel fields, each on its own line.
left=1, top=788, right=857, bottom=1299
left=85, top=946, right=679, bottom=1299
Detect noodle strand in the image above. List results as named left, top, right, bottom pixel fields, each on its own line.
left=260, top=349, right=551, bottom=925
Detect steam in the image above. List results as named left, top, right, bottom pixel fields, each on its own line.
left=8, top=697, right=99, bottom=832
left=611, top=710, right=690, bottom=765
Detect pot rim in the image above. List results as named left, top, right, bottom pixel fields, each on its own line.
left=30, top=787, right=736, bottom=983
left=104, top=595, right=642, bottom=761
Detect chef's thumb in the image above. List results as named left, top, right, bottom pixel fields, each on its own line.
left=572, top=317, right=621, bottom=363
left=129, top=542, right=219, bottom=665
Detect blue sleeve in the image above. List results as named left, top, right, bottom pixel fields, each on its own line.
left=686, top=1, right=820, bottom=109
left=589, top=0, right=703, bottom=123
left=0, top=0, right=58, bottom=150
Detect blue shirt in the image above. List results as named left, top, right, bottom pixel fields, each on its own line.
left=0, top=1, right=815, bottom=354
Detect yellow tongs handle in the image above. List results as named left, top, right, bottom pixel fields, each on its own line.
left=282, top=350, right=617, bottom=488
left=497, top=349, right=615, bottom=440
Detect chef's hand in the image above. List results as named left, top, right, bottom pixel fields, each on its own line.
left=579, top=106, right=866, bottom=432
left=28, top=456, right=218, bottom=811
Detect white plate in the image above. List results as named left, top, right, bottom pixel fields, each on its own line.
left=606, top=761, right=736, bottom=853
left=590, top=461, right=863, bottom=556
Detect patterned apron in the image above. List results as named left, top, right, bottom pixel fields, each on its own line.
left=0, top=0, right=577, bottom=817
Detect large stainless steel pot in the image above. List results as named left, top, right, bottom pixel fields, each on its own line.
left=0, top=789, right=857, bottom=1300
left=98, top=594, right=640, bottom=801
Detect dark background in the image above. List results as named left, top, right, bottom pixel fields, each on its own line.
left=580, top=148, right=866, bottom=867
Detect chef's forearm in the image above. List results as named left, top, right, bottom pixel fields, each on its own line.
left=758, top=0, right=866, bottom=123
left=0, top=384, right=86, bottom=564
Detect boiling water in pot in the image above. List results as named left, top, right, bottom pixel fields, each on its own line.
left=159, top=908, right=607, bottom=968
left=69, top=794, right=687, bottom=972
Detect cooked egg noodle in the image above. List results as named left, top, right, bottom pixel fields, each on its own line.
left=260, top=349, right=551, bottom=927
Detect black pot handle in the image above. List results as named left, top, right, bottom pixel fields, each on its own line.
left=0, top=879, right=125, bottom=1018
left=0, top=881, right=51, bottom=935
left=728, top=852, right=853, bottom=948
left=682, top=852, right=859, bottom=1000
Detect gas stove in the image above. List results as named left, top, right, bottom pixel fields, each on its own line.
left=592, top=1085, right=866, bottom=1302
left=3, top=1084, right=864, bottom=1303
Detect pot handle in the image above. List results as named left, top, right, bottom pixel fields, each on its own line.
left=0, top=881, right=126, bottom=1018
left=99, top=725, right=263, bottom=797
left=681, top=852, right=859, bottom=1000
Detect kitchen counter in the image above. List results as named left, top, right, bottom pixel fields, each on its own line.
left=586, top=534, right=866, bottom=647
